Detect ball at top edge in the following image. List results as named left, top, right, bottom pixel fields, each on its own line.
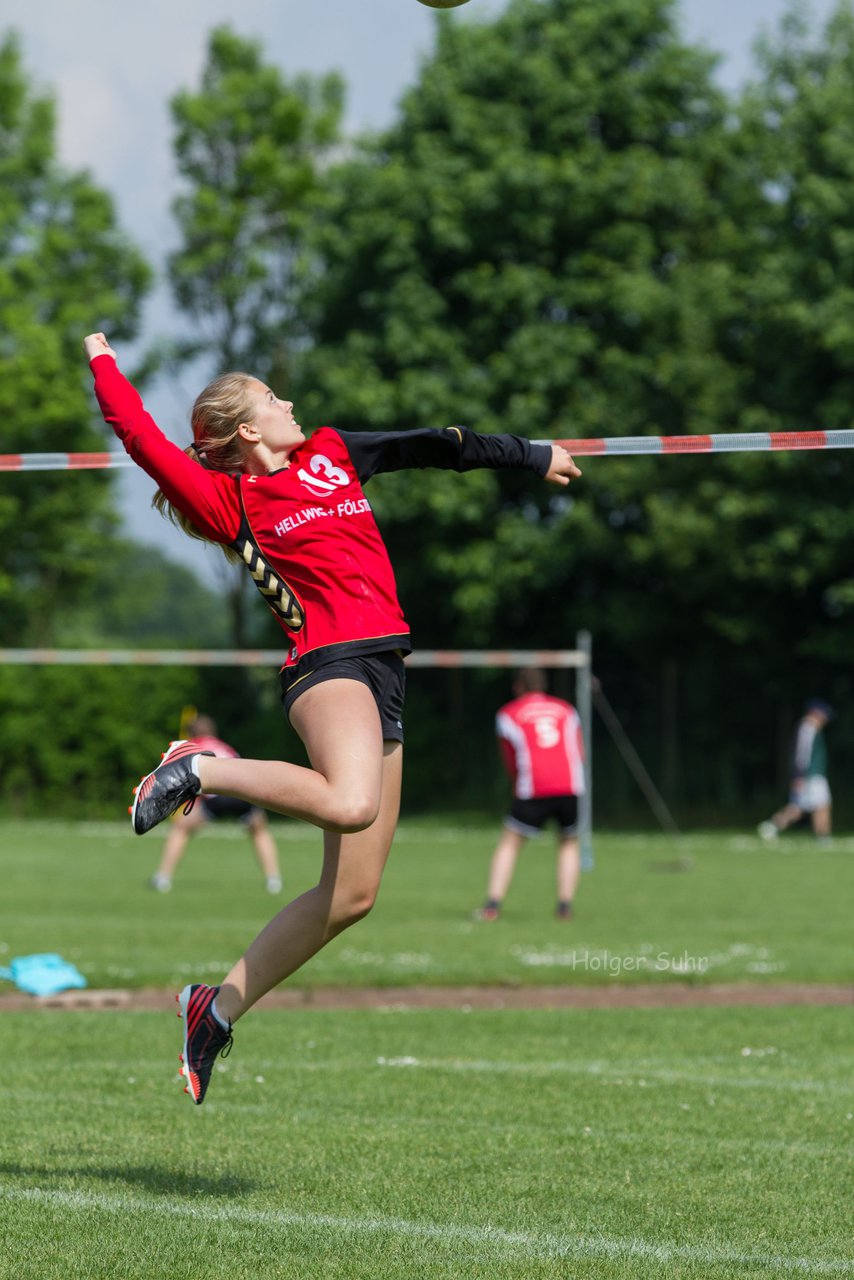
left=417, top=0, right=472, bottom=9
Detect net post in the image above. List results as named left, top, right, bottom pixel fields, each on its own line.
left=575, top=630, right=594, bottom=869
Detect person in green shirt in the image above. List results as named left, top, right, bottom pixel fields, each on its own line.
left=758, top=699, right=834, bottom=841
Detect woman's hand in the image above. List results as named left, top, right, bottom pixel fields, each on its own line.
left=83, top=332, right=117, bottom=363
left=544, top=444, right=582, bottom=486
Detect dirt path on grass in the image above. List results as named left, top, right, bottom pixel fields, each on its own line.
left=0, top=983, right=850, bottom=1012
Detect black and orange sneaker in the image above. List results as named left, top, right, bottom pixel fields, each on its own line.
left=130, top=740, right=213, bottom=836
left=176, top=983, right=233, bottom=1105
left=556, top=901, right=574, bottom=922
left=475, top=903, right=501, bottom=922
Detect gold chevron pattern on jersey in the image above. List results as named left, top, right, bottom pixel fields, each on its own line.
left=235, top=535, right=305, bottom=632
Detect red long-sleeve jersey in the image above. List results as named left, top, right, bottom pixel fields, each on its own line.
left=92, top=355, right=552, bottom=667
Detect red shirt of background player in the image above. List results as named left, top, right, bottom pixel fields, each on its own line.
left=496, top=691, right=586, bottom=799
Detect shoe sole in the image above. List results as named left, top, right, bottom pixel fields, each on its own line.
left=176, top=983, right=201, bottom=1103
left=130, top=740, right=190, bottom=836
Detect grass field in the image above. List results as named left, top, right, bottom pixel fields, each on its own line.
left=1, top=819, right=852, bottom=1278
left=2, top=1006, right=852, bottom=1278
left=0, top=819, right=851, bottom=989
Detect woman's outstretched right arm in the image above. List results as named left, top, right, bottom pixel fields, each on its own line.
left=84, top=333, right=240, bottom=543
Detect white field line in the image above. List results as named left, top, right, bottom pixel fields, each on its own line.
left=367, top=1056, right=853, bottom=1096
left=2, top=1185, right=852, bottom=1275
left=8, top=1052, right=845, bottom=1098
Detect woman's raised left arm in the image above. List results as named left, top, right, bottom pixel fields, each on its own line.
left=336, top=425, right=580, bottom=486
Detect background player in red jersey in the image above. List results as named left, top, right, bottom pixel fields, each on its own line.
left=149, top=715, right=283, bottom=895
left=478, top=668, right=586, bottom=922
left=83, top=331, right=581, bottom=1104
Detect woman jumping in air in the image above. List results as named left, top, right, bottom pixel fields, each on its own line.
left=84, top=331, right=581, bottom=1105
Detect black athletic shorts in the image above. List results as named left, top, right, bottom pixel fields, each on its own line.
left=506, top=794, right=579, bottom=837
left=200, top=794, right=257, bottom=823
left=280, top=649, right=405, bottom=743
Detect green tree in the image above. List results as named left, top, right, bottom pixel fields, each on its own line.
left=295, top=0, right=748, bottom=652
left=155, top=1, right=854, bottom=820
left=0, top=32, right=150, bottom=644
left=725, top=1, right=854, bottom=669
left=55, top=540, right=231, bottom=649
left=167, top=24, right=344, bottom=379
left=164, top=26, right=344, bottom=646
left=292, top=0, right=854, bottom=817
left=612, top=0, right=854, bottom=811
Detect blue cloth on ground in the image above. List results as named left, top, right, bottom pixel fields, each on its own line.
left=0, top=953, right=88, bottom=997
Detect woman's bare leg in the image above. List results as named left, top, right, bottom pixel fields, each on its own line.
left=247, top=812, right=282, bottom=884
left=812, top=804, right=832, bottom=838
left=195, top=679, right=388, bottom=832
left=485, top=827, right=526, bottom=903
left=154, top=807, right=206, bottom=881
left=769, top=802, right=803, bottom=833
left=556, top=835, right=581, bottom=904
left=213, top=682, right=402, bottom=1022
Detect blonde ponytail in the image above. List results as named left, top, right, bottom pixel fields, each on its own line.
left=152, top=372, right=256, bottom=561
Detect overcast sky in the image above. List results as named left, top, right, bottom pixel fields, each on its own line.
left=2, top=0, right=837, bottom=579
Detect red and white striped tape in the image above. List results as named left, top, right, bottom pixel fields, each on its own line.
left=549, top=429, right=854, bottom=456
left=2, top=429, right=853, bottom=472
left=0, top=452, right=134, bottom=472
